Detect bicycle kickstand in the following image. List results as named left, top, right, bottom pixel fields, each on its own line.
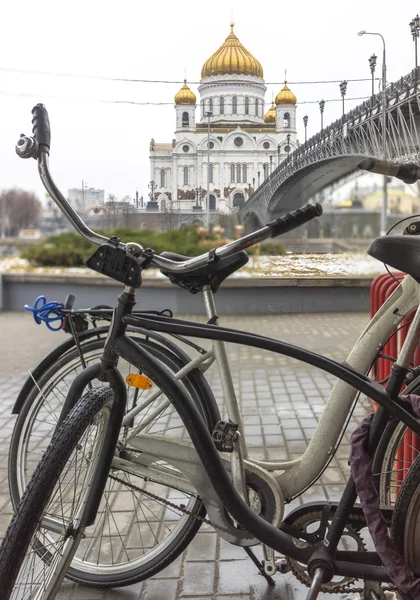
left=242, top=546, right=275, bottom=586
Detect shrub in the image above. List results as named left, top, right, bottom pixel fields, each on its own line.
left=20, top=227, right=284, bottom=267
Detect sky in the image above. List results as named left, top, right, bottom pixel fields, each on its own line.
left=1, top=0, right=419, bottom=205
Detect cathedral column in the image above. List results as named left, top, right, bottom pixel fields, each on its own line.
left=172, top=153, right=178, bottom=210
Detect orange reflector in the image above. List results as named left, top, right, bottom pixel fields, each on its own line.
left=126, top=374, right=153, bottom=390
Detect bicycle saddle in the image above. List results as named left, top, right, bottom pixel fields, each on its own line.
left=368, top=235, right=420, bottom=279
left=160, top=250, right=249, bottom=294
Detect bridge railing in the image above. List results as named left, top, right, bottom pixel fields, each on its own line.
left=247, top=66, right=420, bottom=209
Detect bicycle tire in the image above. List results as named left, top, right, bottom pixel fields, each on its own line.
left=0, top=386, right=114, bottom=600
left=372, top=374, right=420, bottom=505
left=8, top=334, right=220, bottom=588
left=390, top=450, right=420, bottom=572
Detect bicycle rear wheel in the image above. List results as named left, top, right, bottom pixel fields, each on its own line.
left=0, top=386, right=113, bottom=600
left=9, top=336, right=219, bottom=588
left=373, top=375, right=420, bottom=505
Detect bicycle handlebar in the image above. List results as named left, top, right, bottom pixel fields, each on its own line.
left=16, top=104, right=324, bottom=277
left=358, top=157, right=420, bottom=184
left=31, top=104, right=51, bottom=154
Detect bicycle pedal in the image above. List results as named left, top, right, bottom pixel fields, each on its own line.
left=126, top=374, right=153, bottom=390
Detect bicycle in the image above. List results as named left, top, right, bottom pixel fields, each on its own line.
left=3, top=104, right=420, bottom=599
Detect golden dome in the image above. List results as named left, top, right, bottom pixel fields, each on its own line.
left=264, top=102, right=276, bottom=124
left=275, top=80, right=297, bottom=106
left=201, top=23, right=263, bottom=79
left=174, top=79, right=196, bottom=105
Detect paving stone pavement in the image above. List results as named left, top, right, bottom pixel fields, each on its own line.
left=0, top=311, right=374, bottom=600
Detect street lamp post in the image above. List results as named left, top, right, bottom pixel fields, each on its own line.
left=286, top=133, right=291, bottom=159
left=339, top=81, right=347, bottom=117
left=369, top=54, right=377, bottom=99
left=303, top=115, right=308, bottom=143
left=257, top=171, right=261, bottom=187
left=81, top=180, right=88, bottom=213
left=319, top=100, right=325, bottom=131
left=410, top=15, right=420, bottom=78
left=194, top=186, right=202, bottom=210
left=269, top=155, right=273, bottom=174
left=358, top=30, right=387, bottom=235
left=147, top=180, right=157, bottom=210
left=206, top=111, right=212, bottom=227
left=148, top=180, right=156, bottom=200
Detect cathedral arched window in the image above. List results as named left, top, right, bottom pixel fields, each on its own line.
left=284, top=112, right=291, bottom=128
left=242, top=164, right=247, bottom=183
left=182, top=111, right=189, bottom=127
left=209, top=97, right=213, bottom=113
left=183, top=166, right=189, bottom=186
left=245, top=97, right=249, bottom=115
left=255, top=98, right=259, bottom=116
left=263, top=163, right=269, bottom=179
left=161, top=198, right=166, bottom=211
left=220, top=96, right=224, bottom=115
left=232, top=96, right=237, bottom=114
left=208, top=194, right=216, bottom=210
left=236, top=164, right=242, bottom=183
left=160, top=169, right=166, bottom=187
left=208, top=163, right=214, bottom=183
left=230, top=164, right=235, bottom=183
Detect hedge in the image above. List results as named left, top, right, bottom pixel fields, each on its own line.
left=20, top=227, right=285, bottom=267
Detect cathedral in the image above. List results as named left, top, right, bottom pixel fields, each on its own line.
left=149, top=23, right=298, bottom=213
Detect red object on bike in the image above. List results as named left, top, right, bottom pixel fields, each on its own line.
left=370, top=272, right=420, bottom=490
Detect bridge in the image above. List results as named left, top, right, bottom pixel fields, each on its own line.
left=240, top=69, right=420, bottom=227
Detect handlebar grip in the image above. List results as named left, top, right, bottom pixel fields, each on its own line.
left=358, top=158, right=420, bottom=184
left=267, top=203, right=323, bottom=238
left=31, top=104, right=51, bottom=153
left=63, top=294, right=75, bottom=309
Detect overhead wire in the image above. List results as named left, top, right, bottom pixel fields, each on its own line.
left=0, top=66, right=379, bottom=86
left=0, top=89, right=372, bottom=107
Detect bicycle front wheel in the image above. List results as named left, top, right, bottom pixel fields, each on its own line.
left=0, top=386, right=113, bottom=600
left=9, top=336, right=220, bottom=588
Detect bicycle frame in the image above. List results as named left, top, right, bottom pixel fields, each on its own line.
left=61, top=276, right=420, bottom=584
left=94, top=273, right=420, bottom=504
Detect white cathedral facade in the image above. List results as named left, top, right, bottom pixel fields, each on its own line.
left=149, top=23, right=298, bottom=213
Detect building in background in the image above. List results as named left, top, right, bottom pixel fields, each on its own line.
left=67, top=187, right=105, bottom=213
left=149, top=23, right=298, bottom=214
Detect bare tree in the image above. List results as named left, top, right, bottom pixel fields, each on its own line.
left=0, top=188, right=41, bottom=237
left=103, top=194, right=135, bottom=230
left=159, top=201, right=179, bottom=231
left=120, top=195, right=134, bottom=228
left=103, top=194, right=120, bottom=231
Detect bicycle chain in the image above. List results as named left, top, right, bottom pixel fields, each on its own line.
left=108, top=473, right=212, bottom=524
left=109, top=470, right=397, bottom=595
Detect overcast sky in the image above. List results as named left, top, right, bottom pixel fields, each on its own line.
left=1, top=0, right=419, bottom=204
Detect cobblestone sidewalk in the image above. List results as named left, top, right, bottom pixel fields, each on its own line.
left=0, top=311, right=373, bottom=600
